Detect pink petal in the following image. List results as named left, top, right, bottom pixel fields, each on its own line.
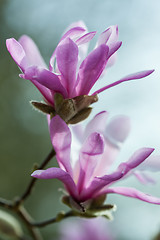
left=19, top=35, right=47, bottom=68
left=76, top=31, right=96, bottom=45
left=137, top=155, right=160, bottom=172
left=76, top=44, right=109, bottom=95
left=31, top=168, right=78, bottom=199
left=93, top=141, right=119, bottom=177
left=80, top=171, right=123, bottom=201
left=49, top=116, right=73, bottom=177
left=118, top=148, right=154, bottom=172
left=106, top=54, right=117, bottom=68
left=70, top=124, right=84, bottom=143
left=105, top=115, right=131, bottom=147
left=105, top=187, right=160, bottom=204
left=93, top=69, right=154, bottom=95
left=107, top=41, right=122, bottom=59
left=56, top=38, right=78, bottom=96
left=84, top=111, right=109, bottom=139
left=19, top=73, right=54, bottom=105
left=49, top=25, right=86, bottom=70
left=60, top=26, right=86, bottom=42
left=94, top=115, right=130, bottom=176
left=64, top=21, right=87, bottom=33
left=131, top=155, right=160, bottom=185
left=97, top=25, right=118, bottom=46
left=97, top=28, right=112, bottom=46
left=97, top=25, right=119, bottom=68
left=24, top=66, right=68, bottom=98
left=85, top=115, right=130, bottom=176
left=6, top=38, right=28, bottom=72
left=81, top=148, right=154, bottom=201
left=77, top=133, right=104, bottom=193
left=107, top=25, right=119, bottom=45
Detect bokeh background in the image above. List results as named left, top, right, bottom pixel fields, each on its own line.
left=1, top=0, right=160, bottom=239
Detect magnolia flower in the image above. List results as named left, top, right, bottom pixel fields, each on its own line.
left=59, top=218, right=114, bottom=240
left=32, top=111, right=160, bottom=206
left=6, top=22, right=154, bottom=122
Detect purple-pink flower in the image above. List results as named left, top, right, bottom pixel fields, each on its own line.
left=59, top=218, right=114, bottom=240
left=31, top=111, right=160, bottom=205
left=6, top=21, right=154, bottom=107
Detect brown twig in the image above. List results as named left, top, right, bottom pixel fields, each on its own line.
left=17, top=206, right=43, bottom=240
left=0, top=198, right=14, bottom=208
left=16, top=148, right=55, bottom=205
left=31, top=211, right=73, bottom=228
left=0, top=149, right=56, bottom=240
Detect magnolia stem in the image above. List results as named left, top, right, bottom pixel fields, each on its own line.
left=0, top=198, right=42, bottom=240
left=32, top=211, right=73, bottom=227
left=31, top=210, right=97, bottom=228
left=16, top=148, right=55, bottom=205
left=0, top=198, right=13, bottom=208
left=17, top=206, right=43, bottom=240
left=0, top=149, right=56, bottom=240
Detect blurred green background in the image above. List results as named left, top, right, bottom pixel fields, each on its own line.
left=1, top=0, right=160, bottom=239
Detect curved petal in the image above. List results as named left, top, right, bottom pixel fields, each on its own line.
left=104, top=187, right=160, bottom=204
left=77, top=132, right=104, bottom=192
left=49, top=24, right=86, bottom=70
left=107, top=41, right=122, bottom=59
left=19, top=73, right=54, bottom=105
left=56, top=38, right=78, bottom=96
left=19, top=35, right=47, bottom=68
left=85, top=115, right=130, bottom=176
left=6, top=38, right=28, bottom=72
left=106, top=54, right=117, bottom=68
left=76, top=44, right=109, bottom=95
left=84, top=111, right=109, bottom=139
left=105, top=115, right=131, bottom=147
left=93, top=141, right=119, bottom=177
left=93, top=69, right=154, bottom=95
left=76, top=32, right=96, bottom=45
left=24, top=66, right=68, bottom=98
left=97, top=25, right=118, bottom=47
left=31, top=168, right=78, bottom=199
left=97, top=25, right=119, bottom=69
left=97, top=28, right=112, bottom=46
left=136, top=155, right=160, bottom=172
left=80, top=171, right=123, bottom=201
left=131, top=155, right=160, bottom=185
left=49, top=116, right=73, bottom=176
left=107, top=25, right=119, bottom=45
left=64, top=21, right=87, bottom=31
left=118, top=147, right=155, bottom=172
left=80, top=148, right=154, bottom=201
left=60, top=25, right=86, bottom=42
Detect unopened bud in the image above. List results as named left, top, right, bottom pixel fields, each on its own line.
left=68, top=107, right=92, bottom=124
left=0, top=210, right=23, bottom=239
left=73, top=94, right=98, bottom=112
left=54, top=93, right=98, bottom=123
left=31, top=94, right=98, bottom=124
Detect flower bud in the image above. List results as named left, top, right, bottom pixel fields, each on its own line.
left=54, top=93, right=98, bottom=123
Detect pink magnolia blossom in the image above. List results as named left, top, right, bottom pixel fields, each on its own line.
left=32, top=111, right=160, bottom=205
left=59, top=218, right=114, bottom=240
left=6, top=21, right=154, bottom=107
